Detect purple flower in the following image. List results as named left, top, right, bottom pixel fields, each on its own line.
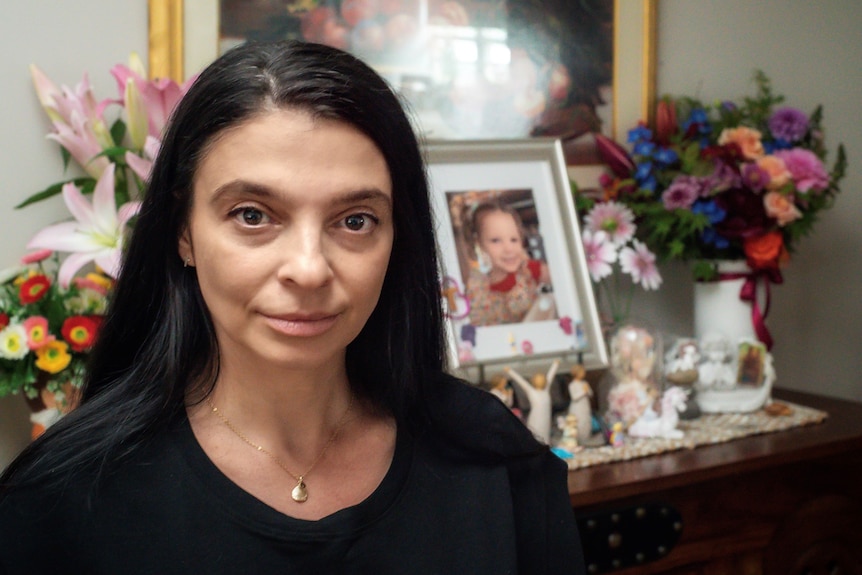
left=774, top=148, right=829, bottom=193
left=662, top=175, right=703, bottom=209
left=708, top=160, right=742, bottom=193
left=741, top=163, right=771, bottom=192
left=768, top=107, right=809, bottom=142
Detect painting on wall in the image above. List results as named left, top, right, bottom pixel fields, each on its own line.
left=148, top=0, right=656, bottom=161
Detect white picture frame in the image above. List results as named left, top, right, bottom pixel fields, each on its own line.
left=425, top=138, right=608, bottom=370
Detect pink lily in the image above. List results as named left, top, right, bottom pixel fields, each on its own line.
left=47, top=111, right=111, bottom=179
left=26, top=164, right=141, bottom=286
left=111, top=54, right=193, bottom=139
left=125, top=136, right=161, bottom=182
left=30, top=65, right=114, bottom=150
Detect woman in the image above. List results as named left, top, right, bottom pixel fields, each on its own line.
left=0, top=41, right=584, bottom=574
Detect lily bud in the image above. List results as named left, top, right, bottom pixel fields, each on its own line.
left=655, top=98, right=677, bottom=145
left=124, top=78, right=149, bottom=150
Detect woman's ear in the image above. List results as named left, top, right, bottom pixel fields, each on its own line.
left=178, top=228, right=194, bottom=267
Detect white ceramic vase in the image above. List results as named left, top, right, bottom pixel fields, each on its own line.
left=694, top=260, right=757, bottom=341
left=693, top=260, right=775, bottom=413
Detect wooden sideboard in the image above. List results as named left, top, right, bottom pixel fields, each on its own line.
left=568, top=389, right=862, bottom=575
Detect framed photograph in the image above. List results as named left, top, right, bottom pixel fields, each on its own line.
left=148, top=0, right=656, bottom=149
left=736, top=340, right=767, bottom=386
left=427, top=138, right=607, bottom=369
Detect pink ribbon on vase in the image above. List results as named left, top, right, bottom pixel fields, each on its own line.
left=716, top=267, right=783, bottom=351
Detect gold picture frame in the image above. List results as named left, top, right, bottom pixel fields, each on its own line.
left=148, top=0, right=656, bottom=143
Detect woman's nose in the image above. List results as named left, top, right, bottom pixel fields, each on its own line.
left=276, top=228, right=334, bottom=288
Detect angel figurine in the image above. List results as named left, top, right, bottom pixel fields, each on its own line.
left=505, top=360, right=560, bottom=443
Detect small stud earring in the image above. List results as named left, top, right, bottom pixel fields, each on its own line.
left=184, top=257, right=191, bottom=268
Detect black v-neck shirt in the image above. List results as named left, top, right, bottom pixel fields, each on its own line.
left=0, top=381, right=584, bottom=574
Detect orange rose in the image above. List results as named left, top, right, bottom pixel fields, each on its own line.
left=744, top=231, right=788, bottom=269
left=763, top=191, right=802, bottom=226
left=756, top=155, right=792, bottom=190
left=718, top=126, right=764, bottom=160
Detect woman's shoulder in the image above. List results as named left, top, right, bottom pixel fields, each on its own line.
left=420, top=372, right=547, bottom=462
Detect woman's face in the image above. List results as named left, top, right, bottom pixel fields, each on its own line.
left=179, top=109, right=393, bottom=372
left=477, top=210, right=526, bottom=275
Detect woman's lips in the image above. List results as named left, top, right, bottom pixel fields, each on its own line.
left=261, top=313, right=339, bottom=337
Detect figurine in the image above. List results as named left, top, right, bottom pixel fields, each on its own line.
left=609, top=422, right=625, bottom=447
left=627, top=386, right=688, bottom=439
left=505, top=359, right=559, bottom=443
left=698, top=333, right=737, bottom=388
left=665, top=338, right=700, bottom=386
left=488, top=374, right=514, bottom=409
left=566, top=364, right=593, bottom=443
left=555, top=414, right=582, bottom=454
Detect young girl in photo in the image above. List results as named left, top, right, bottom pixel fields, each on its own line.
left=467, top=201, right=556, bottom=326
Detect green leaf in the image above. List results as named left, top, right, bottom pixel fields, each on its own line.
left=15, top=177, right=94, bottom=209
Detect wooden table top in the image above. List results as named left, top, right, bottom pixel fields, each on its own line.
left=568, top=388, right=862, bottom=507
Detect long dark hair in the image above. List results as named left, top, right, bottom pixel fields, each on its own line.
left=2, top=40, right=446, bottom=487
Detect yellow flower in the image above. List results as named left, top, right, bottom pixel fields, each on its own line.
left=35, top=340, right=72, bottom=374
left=84, top=272, right=113, bottom=291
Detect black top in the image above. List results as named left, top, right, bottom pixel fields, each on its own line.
left=0, top=379, right=584, bottom=574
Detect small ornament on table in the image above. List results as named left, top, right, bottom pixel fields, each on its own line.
left=663, top=337, right=702, bottom=419
left=665, top=338, right=700, bottom=386
left=505, top=359, right=559, bottom=444
left=627, top=386, right=687, bottom=440
left=566, top=364, right=594, bottom=444
left=604, top=324, right=662, bottom=429
left=609, top=422, right=625, bottom=447
left=553, top=413, right=583, bottom=458
left=488, top=374, right=515, bottom=410
left=697, top=333, right=737, bottom=388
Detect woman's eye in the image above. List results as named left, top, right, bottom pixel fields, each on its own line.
left=342, top=213, right=378, bottom=232
left=231, top=207, right=268, bottom=226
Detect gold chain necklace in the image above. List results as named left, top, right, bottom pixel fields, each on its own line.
left=206, top=394, right=354, bottom=503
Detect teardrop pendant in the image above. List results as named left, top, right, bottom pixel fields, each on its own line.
left=291, top=477, right=308, bottom=503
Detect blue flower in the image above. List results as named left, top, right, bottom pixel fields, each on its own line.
left=701, top=227, right=729, bottom=249
left=633, top=141, right=656, bottom=157
left=627, top=125, right=652, bottom=144
left=764, top=138, right=792, bottom=154
left=692, top=199, right=726, bottom=224
left=683, top=108, right=712, bottom=138
left=634, top=161, right=654, bottom=182
left=653, top=147, right=679, bottom=167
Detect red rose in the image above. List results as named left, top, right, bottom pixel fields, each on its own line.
left=0, top=313, right=9, bottom=330
left=744, top=231, right=788, bottom=270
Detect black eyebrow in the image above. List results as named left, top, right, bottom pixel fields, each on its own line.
left=209, top=180, right=391, bottom=209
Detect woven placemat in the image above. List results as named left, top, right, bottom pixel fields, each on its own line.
left=560, top=401, right=828, bottom=470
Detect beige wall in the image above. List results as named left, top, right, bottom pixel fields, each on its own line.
left=1, top=1, right=860, bottom=467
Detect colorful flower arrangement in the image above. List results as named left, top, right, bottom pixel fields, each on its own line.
left=585, top=71, right=846, bottom=281
left=0, top=55, right=191, bottom=429
left=0, top=251, right=110, bottom=407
